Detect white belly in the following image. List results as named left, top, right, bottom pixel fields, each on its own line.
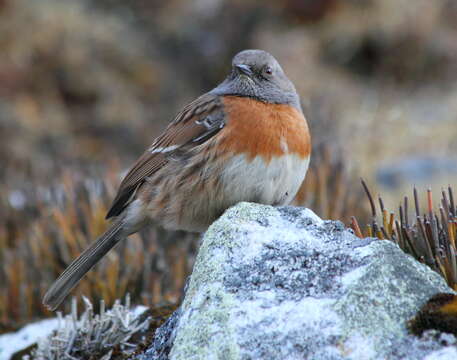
left=146, top=152, right=310, bottom=232
left=220, top=154, right=310, bottom=206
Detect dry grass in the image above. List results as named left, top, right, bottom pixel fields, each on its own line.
left=352, top=181, right=457, bottom=290
left=0, top=167, right=197, bottom=331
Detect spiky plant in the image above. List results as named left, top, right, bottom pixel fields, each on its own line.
left=351, top=181, right=457, bottom=289
left=29, top=295, right=150, bottom=360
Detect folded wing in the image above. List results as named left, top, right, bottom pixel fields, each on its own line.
left=106, top=93, right=226, bottom=219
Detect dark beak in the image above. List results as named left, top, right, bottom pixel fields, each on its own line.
left=235, top=64, right=253, bottom=76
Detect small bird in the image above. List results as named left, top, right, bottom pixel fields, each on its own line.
left=43, top=49, right=311, bottom=310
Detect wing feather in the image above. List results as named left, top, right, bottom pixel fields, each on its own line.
left=106, top=93, right=226, bottom=219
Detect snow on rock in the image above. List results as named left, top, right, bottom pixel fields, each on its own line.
left=424, top=346, right=457, bottom=360
left=136, top=202, right=455, bottom=360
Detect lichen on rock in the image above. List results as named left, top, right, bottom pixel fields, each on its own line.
left=138, top=202, right=456, bottom=360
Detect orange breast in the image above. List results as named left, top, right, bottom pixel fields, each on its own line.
left=220, top=96, right=311, bottom=162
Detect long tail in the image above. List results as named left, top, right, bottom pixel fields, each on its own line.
left=43, top=220, right=125, bottom=311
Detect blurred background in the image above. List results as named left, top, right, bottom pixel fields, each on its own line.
left=2, top=0, right=457, bottom=330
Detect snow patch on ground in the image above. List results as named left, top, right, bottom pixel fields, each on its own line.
left=0, top=305, right=148, bottom=360
left=0, top=318, right=59, bottom=360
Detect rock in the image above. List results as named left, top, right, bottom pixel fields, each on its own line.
left=425, top=346, right=457, bottom=360
left=137, top=308, right=182, bottom=360
left=139, top=202, right=456, bottom=360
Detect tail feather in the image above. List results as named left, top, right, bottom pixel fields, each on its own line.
left=43, top=220, right=125, bottom=311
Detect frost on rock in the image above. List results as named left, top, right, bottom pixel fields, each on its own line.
left=425, top=346, right=457, bottom=360
left=138, top=202, right=455, bottom=360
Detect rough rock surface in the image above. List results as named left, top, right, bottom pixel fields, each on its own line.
left=138, top=202, right=456, bottom=360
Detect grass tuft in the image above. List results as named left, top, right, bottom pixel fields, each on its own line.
left=29, top=295, right=151, bottom=360
left=352, top=181, right=457, bottom=289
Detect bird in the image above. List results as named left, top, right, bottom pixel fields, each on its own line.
left=43, top=49, right=311, bottom=310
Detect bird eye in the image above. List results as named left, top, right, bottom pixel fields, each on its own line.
left=264, top=66, right=273, bottom=75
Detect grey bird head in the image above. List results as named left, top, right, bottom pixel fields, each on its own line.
left=212, top=49, right=301, bottom=110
